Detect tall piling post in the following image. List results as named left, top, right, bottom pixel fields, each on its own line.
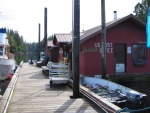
left=101, top=0, right=106, bottom=79
left=44, top=7, right=47, bottom=65
left=72, top=0, right=80, bottom=98
left=38, top=23, right=41, bottom=61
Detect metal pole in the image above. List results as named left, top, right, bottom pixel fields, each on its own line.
left=72, top=0, right=80, bottom=98
left=101, top=0, right=106, bottom=79
left=44, top=7, right=47, bottom=65
left=38, top=23, right=41, bottom=60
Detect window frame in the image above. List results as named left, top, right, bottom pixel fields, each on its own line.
left=131, top=43, right=147, bottom=66
left=0, top=47, right=3, bottom=56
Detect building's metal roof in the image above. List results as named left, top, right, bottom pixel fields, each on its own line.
left=53, top=14, right=145, bottom=44
left=54, top=33, right=72, bottom=43
left=47, top=40, right=54, bottom=47
left=53, top=33, right=84, bottom=44
left=80, top=14, right=145, bottom=43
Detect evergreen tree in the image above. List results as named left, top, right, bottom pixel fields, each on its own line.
left=134, top=0, right=150, bottom=22
left=48, top=35, right=54, bottom=40
left=7, top=29, right=27, bottom=54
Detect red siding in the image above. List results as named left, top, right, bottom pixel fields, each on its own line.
left=80, top=20, right=150, bottom=76
left=80, top=34, right=102, bottom=76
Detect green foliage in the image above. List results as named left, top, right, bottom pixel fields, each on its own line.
left=26, top=42, right=37, bottom=52
left=7, top=29, right=27, bottom=54
left=48, top=35, right=54, bottom=40
left=134, top=0, right=150, bottom=22
left=7, top=29, right=52, bottom=63
left=35, top=35, right=53, bottom=53
left=7, top=29, right=28, bottom=64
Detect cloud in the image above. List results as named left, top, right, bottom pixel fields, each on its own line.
left=0, top=0, right=141, bottom=43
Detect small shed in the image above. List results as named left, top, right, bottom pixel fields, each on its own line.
left=53, top=33, right=72, bottom=62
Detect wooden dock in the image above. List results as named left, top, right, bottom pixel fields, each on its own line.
left=4, top=63, right=105, bottom=113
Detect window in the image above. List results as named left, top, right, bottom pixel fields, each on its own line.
left=132, top=44, right=147, bottom=66
left=0, top=47, right=3, bottom=55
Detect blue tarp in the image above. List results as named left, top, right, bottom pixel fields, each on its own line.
left=146, top=8, right=150, bottom=48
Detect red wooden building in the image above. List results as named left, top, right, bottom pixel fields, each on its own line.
left=52, top=14, right=150, bottom=76
left=53, top=33, right=72, bottom=62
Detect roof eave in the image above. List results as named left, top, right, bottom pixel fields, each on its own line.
left=80, top=30, right=101, bottom=43
left=80, top=14, right=146, bottom=44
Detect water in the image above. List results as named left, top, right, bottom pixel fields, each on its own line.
left=0, top=79, right=10, bottom=95
left=120, top=81, right=150, bottom=107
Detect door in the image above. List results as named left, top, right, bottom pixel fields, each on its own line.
left=114, top=44, right=126, bottom=73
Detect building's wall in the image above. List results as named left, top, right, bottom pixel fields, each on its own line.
left=58, top=47, right=63, bottom=62
left=80, top=34, right=102, bottom=76
left=51, top=47, right=59, bottom=63
left=80, top=20, right=150, bottom=76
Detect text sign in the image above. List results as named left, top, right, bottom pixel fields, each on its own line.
left=95, top=42, right=113, bottom=53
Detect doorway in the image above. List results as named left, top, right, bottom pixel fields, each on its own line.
left=114, top=44, right=126, bottom=73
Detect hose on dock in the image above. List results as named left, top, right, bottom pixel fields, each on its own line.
left=117, top=106, right=150, bottom=113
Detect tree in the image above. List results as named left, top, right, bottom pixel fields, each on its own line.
left=134, top=0, right=150, bottom=22
left=48, top=35, right=54, bottom=40
left=7, top=29, right=27, bottom=54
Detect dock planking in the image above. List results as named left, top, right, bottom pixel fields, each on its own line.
left=7, top=63, right=105, bottom=113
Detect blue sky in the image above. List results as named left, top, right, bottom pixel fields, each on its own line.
left=0, top=0, right=142, bottom=43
